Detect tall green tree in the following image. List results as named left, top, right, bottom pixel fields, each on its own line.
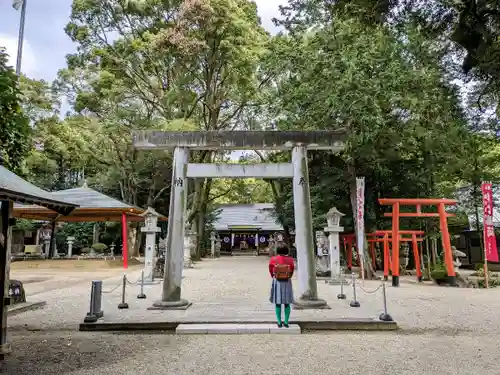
left=58, top=0, right=270, bottom=257
left=265, top=11, right=469, bottom=275
left=0, top=48, right=31, bottom=172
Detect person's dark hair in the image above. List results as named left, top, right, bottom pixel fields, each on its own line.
left=276, top=245, right=289, bottom=256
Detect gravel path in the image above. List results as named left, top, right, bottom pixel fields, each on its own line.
left=0, top=331, right=496, bottom=375
left=2, top=257, right=499, bottom=374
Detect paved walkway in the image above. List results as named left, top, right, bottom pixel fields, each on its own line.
left=3, top=256, right=500, bottom=374
left=9, top=256, right=500, bottom=332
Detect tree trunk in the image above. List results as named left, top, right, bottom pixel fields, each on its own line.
left=188, top=179, right=204, bottom=261
left=92, top=223, right=100, bottom=245
left=431, top=236, right=438, bottom=264
left=196, top=178, right=213, bottom=259
left=347, top=160, right=376, bottom=279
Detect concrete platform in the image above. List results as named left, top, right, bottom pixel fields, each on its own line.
left=176, top=323, right=301, bottom=334
left=74, top=257, right=399, bottom=333
left=8, top=301, right=46, bottom=316
left=79, top=317, right=397, bottom=332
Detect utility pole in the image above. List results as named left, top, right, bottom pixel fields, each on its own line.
left=13, top=0, right=28, bottom=76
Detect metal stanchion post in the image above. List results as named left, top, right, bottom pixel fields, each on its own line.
left=94, top=280, right=103, bottom=318
left=349, top=272, right=360, bottom=307
left=137, top=270, right=146, bottom=299
left=118, top=275, right=129, bottom=309
left=337, top=269, right=346, bottom=299
left=84, top=281, right=98, bottom=323
left=379, top=282, right=393, bottom=321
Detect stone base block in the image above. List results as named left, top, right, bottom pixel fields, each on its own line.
left=0, top=343, right=11, bottom=355
left=175, top=323, right=301, bottom=335
left=148, top=299, right=192, bottom=311
left=316, top=270, right=331, bottom=277
left=293, top=298, right=331, bottom=310
left=324, top=278, right=343, bottom=285
left=8, top=301, right=46, bottom=316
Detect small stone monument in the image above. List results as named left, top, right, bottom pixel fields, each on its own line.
left=315, top=231, right=330, bottom=277
left=66, top=236, right=75, bottom=258
left=110, top=242, right=115, bottom=257
left=210, top=231, right=217, bottom=258
left=268, top=235, right=275, bottom=256
left=154, top=237, right=167, bottom=278
left=452, top=246, right=466, bottom=273
left=140, top=207, right=161, bottom=282
left=40, top=226, right=51, bottom=258
left=9, top=280, right=26, bottom=305
left=215, top=235, right=221, bottom=258
left=184, top=228, right=196, bottom=268
left=324, top=207, right=344, bottom=284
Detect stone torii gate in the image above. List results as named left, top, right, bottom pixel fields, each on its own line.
left=133, top=130, right=346, bottom=310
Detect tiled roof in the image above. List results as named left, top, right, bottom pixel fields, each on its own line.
left=213, top=203, right=283, bottom=231
left=0, top=165, right=77, bottom=215
left=50, top=187, right=134, bottom=209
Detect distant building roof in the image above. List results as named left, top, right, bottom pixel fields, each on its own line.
left=213, top=203, right=283, bottom=231
left=0, top=165, right=77, bottom=215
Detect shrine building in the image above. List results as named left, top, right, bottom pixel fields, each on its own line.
left=213, top=203, right=286, bottom=255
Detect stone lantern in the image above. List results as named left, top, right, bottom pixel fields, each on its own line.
left=66, top=236, right=75, bottom=258
left=140, top=207, right=161, bottom=282
left=324, top=207, right=345, bottom=284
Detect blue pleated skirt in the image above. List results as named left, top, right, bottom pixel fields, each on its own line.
left=269, top=278, right=294, bottom=305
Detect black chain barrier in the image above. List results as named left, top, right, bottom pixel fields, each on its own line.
left=84, top=271, right=162, bottom=322
left=333, top=272, right=394, bottom=322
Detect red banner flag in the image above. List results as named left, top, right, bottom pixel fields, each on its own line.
left=481, top=182, right=498, bottom=262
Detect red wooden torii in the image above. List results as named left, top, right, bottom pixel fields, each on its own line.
left=379, top=198, right=457, bottom=287
left=369, top=230, right=425, bottom=282
left=341, top=230, right=425, bottom=283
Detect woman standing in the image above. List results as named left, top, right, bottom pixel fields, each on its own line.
left=269, top=245, right=295, bottom=328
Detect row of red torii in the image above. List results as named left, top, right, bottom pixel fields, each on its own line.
left=342, top=230, right=425, bottom=281
left=340, top=198, right=458, bottom=286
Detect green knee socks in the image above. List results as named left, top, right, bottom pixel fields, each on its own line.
left=275, top=304, right=292, bottom=325
left=275, top=304, right=282, bottom=324
left=284, top=304, right=291, bottom=324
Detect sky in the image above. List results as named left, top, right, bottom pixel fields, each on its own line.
left=0, top=0, right=284, bottom=81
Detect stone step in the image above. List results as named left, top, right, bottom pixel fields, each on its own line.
left=176, top=323, right=301, bottom=335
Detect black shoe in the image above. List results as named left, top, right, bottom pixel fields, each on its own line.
left=283, top=323, right=289, bottom=328
left=277, top=322, right=282, bottom=328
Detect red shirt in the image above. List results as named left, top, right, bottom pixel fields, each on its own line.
left=269, top=255, right=295, bottom=277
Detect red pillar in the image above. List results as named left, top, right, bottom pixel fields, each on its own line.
left=411, top=234, right=422, bottom=281
left=383, top=234, right=389, bottom=280
left=438, top=203, right=455, bottom=279
left=121, top=212, right=128, bottom=270
left=391, top=203, right=400, bottom=286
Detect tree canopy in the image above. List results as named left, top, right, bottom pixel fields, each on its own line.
left=4, top=0, right=500, bottom=260
left=0, top=48, right=31, bottom=172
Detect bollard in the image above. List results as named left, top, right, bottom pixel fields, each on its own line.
left=93, top=280, right=103, bottom=318
left=118, top=275, right=129, bottom=309
left=349, top=272, right=360, bottom=307
left=137, top=270, right=147, bottom=299
left=379, top=282, right=393, bottom=321
left=337, top=276, right=346, bottom=299
left=84, top=281, right=98, bottom=323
